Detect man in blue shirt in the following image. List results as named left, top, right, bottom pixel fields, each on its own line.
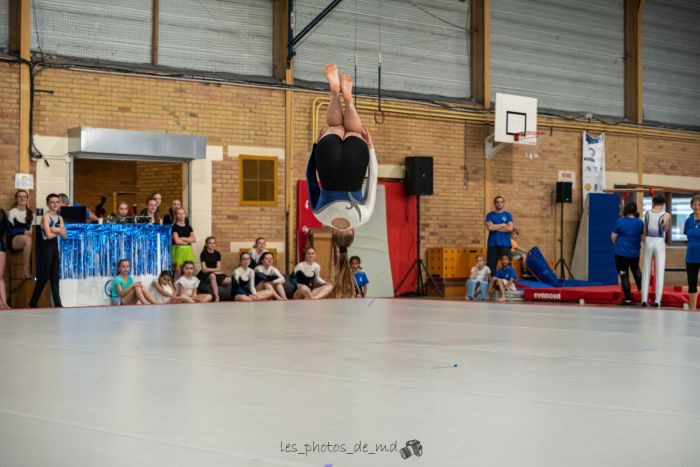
left=485, top=196, right=514, bottom=272
left=488, top=254, right=518, bottom=302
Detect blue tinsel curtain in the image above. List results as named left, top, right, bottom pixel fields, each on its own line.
left=59, top=225, right=172, bottom=279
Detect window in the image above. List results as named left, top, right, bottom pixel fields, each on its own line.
left=641, top=192, right=694, bottom=244
left=240, top=156, right=277, bottom=206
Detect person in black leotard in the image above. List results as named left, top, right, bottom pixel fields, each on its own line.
left=306, top=64, right=378, bottom=298
left=9, top=189, right=34, bottom=278
left=29, top=194, right=66, bottom=308
left=232, top=252, right=275, bottom=301
left=197, top=236, right=231, bottom=302
left=0, top=209, right=10, bottom=308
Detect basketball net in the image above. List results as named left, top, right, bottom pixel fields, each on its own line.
left=513, top=131, right=545, bottom=160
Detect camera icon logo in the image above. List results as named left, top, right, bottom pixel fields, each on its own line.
left=399, top=439, right=423, bottom=460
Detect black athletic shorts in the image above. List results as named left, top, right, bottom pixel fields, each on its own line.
left=316, top=134, right=369, bottom=192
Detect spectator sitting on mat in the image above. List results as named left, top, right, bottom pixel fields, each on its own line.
left=197, top=236, right=231, bottom=303
left=175, top=260, right=212, bottom=303
left=112, top=259, right=158, bottom=306
left=152, top=270, right=193, bottom=304
left=466, top=255, right=491, bottom=301
left=8, top=189, right=34, bottom=278
left=0, top=209, right=10, bottom=309
left=292, top=247, right=333, bottom=300
left=254, top=252, right=287, bottom=300
left=232, top=252, right=270, bottom=301
left=488, top=254, right=517, bottom=302
left=511, top=229, right=529, bottom=261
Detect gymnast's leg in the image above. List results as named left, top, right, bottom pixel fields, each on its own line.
left=324, top=64, right=345, bottom=139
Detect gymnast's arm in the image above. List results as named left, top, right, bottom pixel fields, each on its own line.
left=306, top=143, right=320, bottom=210
left=361, top=128, right=378, bottom=217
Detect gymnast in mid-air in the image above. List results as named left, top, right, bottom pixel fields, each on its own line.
left=306, top=64, right=378, bottom=298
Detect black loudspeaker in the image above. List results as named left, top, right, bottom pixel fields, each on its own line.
left=404, top=156, right=433, bottom=196
left=556, top=181, right=573, bottom=203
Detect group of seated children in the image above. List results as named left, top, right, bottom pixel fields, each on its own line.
left=465, top=255, right=517, bottom=302
left=111, top=234, right=370, bottom=306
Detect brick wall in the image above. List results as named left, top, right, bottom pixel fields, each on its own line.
left=136, top=161, right=184, bottom=217
left=72, top=160, right=183, bottom=217
left=73, top=159, right=137, bottom=213
left=0, top=62, right=19, bottom=211
left=1, top=62, right=698, bottom=279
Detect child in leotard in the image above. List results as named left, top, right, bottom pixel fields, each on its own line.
left=292, top=248, right=333, bottom=299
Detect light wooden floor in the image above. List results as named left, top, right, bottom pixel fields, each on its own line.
left=1, top=299, right=699, bottom=466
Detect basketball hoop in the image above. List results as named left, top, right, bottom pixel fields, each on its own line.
left=514, top=130, right=546, bottom=159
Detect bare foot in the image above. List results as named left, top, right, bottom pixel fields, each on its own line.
left=325, top=64, right=340, bottom=94
left=340, top=74, right=353, bottom=101
left=24, top=268, right=32, bottom=279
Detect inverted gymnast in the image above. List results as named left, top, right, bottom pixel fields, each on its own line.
left=306, top=64, right=378, bottom=298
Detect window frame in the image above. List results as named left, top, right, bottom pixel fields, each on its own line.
left=239, top=155, right=278, bottom=207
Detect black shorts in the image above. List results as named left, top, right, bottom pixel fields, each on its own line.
left=316, top=134, right=369, bottom=192
left=197, top=272, right=228, bottom=285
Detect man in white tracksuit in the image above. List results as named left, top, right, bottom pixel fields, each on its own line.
left=641, top=194, right=671, bottom=307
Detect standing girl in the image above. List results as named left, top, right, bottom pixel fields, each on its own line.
left=171, top=208, right=197, bottom=279
left=29, top=195, right=66, bottom=308
left=349, top=256, right=369, bottom=297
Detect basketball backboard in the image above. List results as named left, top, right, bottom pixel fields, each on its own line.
left=485, top=93, right=539, bottom=159
left=494, top=93, right=538, bottom=144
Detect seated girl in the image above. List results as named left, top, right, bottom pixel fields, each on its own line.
left=9, top=189, right=33, bottom=278
left=488, top=255, right=517, bottom=302
left=171, top=208, right=196, bottom=278
left=197, top=236, right=231, bottom=302
left=292, top=247, right=333, bottom=299
left=175, top=261, right=212, bottom=303
left=233, top=252, right=273, bottom=301
left=0, top=209, right=10, bottom=308
left=112, top=259, right=158, bottom=305
left=254, top=252, right=287, bottom=300
left=152, top=270, right=194, bottom=304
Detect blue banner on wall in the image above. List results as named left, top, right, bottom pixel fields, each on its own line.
left=59, top=224, right=172, bottom=279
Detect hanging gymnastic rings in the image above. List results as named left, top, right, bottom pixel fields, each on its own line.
left=374, top=110, right=385, bottom=124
